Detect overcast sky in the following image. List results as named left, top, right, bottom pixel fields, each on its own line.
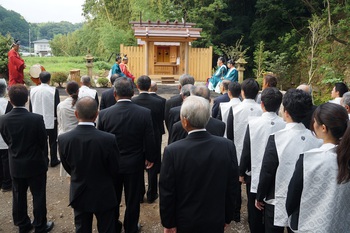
left=0, top=0, right=85, bottom=23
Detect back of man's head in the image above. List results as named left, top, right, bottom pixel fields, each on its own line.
left=75, top=97, right=98, bottom=121
left=261, top=87, right=283, bottom=112
left=221, top=80, right=231, bottom=92
left=335, top=82, right=349, bottom=97
left=39, top=71, right=51, bottom=84
left=137, top=75, right=151, bottom=91
left=149, top=81, right=157, bottom=92
left=181, top=84, right=193, bottom=99
left=341, top=92, right=350, bottom=109
left=114, top=77, right=134, bottom=98
left=264, top=74, right=277, bottom=88
left=110, top=74, right=120, bottom=85
left=179, top=74, right=195, bottom=87
left=9, top=84, right=28, bottom=106
left=81, top=75, right=91, bottom=86
left=228, top=82, right=241, bottom=98
left=181, top=96, right=210, bottom=129
left=190, top=85, right=210, bottom=101
left=283, top=89, right=312, bottom=123
left=242, top=78, right=259, bottom=99
left=0, top=79, right=7, bottom=98
left=297, top=84, right=312, bottom=95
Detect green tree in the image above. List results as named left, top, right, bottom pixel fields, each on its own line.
left=0, top=34, right=12, bottom=78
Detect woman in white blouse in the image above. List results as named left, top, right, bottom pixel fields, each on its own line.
left=57, top=81, right=79, bottom=177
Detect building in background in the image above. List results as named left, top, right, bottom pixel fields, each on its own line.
left=33, top=39, right=52, bottom=57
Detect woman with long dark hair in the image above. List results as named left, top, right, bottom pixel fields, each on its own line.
left=286, top=103, right=350, bottom=232
left=57, top=81, right=79, bottom=177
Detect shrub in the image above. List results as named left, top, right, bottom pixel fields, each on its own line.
left=51, top=72, right=68, bottom=87
left=97, top=77, right=109, bottom=87
left=95, top=61, right=112, bottom=70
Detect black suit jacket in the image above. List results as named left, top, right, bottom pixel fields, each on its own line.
left=97, top=100, right=156, bottom=174
left=132, top=93, right=164, bottom=139
left=212, top=93, right=230, bottom=118
left=160, top=131, right=239, bottom=232
left=167, top=106, right=181, bottom=138
left=164, top=94, right=182, bottom=131
left=168, top=117, right=226, bottom=144
left=0, top=108, right=47, bottom=178
left=100, top=88, right=116, bottom=110
left=150, top=93, right=166, bottom=134
left=58, top=125, right=119, bottom=212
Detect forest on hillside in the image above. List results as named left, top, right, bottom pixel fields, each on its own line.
left=1, top=0, right=350, bottom=103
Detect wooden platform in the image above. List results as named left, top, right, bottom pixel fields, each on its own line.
left=160, top=76, right=176, bottom=84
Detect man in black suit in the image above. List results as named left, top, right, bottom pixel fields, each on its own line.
left=160, top=95, right=239, bottom=233
left=98, top=77, right=156, bottom=233
left=149, top=81, right=166, bottom=135
left=58, top=97, right=120, bottom=233
left=100, top=74, right=120, bottom=110
left=212, top=80, right=231, bottom=118
left=132, top=76, right=164, bottom=203
left=0, top=84, right=54, bottom=233
left=164, top=74, right=194, bottom=131
left=167, top=84, right=193, bottom=140
left=30, top=71, right=60, bottom=167
left=168, top=85, right=225, bottom=144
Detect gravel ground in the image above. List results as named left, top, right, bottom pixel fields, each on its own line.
left=0, top=84, right=249, bottom=233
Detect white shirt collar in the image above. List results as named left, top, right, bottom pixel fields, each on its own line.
left=188, top=128, right=206, bottom=134
left=78, top=122, right=95, bottom=126
left=117, top=99, right=132, bottom=102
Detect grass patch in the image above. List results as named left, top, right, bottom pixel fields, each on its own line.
left=23, top=56, right=113, bottom=77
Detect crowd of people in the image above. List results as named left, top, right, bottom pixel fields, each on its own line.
left=1, top=43, right=350, bottom=233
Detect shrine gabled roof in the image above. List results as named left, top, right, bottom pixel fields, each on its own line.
left=130, top=21, right=202, bottom=41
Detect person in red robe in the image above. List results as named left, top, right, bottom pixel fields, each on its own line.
left=7, top=40, right=25, bottom=86
left=119, top=56, right=135, bottom=83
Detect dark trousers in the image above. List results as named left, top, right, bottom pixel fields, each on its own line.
left=265, top=203, right=292, bottom=233
left=0, top=149, right=11, bottom=189
left=246, top=182, right=265, bottom=233
left=46, top=122, right=59, bottom=165
left=146, top=166, right=158, bottom=201
left=116, top=171, right=142, bottom=233
left=12, top=173, right=47, bottom=233
left=233, top=181, right=242, bottom=221
left=74, top=207, right=118, bottom=233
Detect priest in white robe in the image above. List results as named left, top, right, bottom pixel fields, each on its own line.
left=29, top=71, right=60, bottom=167
left=256, top=89, right=322, bottom=233
left=78, top=75, right=99, bottom=106
left=239, top=87, right=286, bottom=233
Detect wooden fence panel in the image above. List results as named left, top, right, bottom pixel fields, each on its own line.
left=120, top=44, right=145, bottom=78
left=189, top=46, right=213, bottom=82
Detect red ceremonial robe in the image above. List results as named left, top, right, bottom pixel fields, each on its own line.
left=8, top=49, right=25, bottom=86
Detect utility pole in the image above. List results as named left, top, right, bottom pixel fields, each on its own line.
left=29, top=28, right=31, bottom=54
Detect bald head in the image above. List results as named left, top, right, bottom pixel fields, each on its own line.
left=81, top=75, right=92, bottom=86
left=297, top=84, right=312, bottom=95
left=149, top=81, right=158, bottom=92
left=75, top=96, right=98, bottom=122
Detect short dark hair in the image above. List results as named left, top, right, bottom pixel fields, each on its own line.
left=335, top=82, right=349, bottom=97
left=261, top=87, right=283, bottom=112
left=110, top=74, right=120, bottom=85
left=283, top=89, right=312, bottom=123
left=9, top=84, right=28, bottom=106
left=114, top=77, right=134, bottom=98
left=241, top=78, right=259, bottom=99
left=39, top=71, right=51, bottom=84
left=221, top=80, right=231, bottom=91
left=264, top=74, right=277, bottom=87
left=75, top=97, right=98, bottom=120
left=137, top=75, right=151, bottom=91
left=218, top=57, right=226, bottom=63
left=228, top=82, right=241, bottom=98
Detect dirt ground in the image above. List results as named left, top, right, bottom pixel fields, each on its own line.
left=0, top=84, right=249, bottom=233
